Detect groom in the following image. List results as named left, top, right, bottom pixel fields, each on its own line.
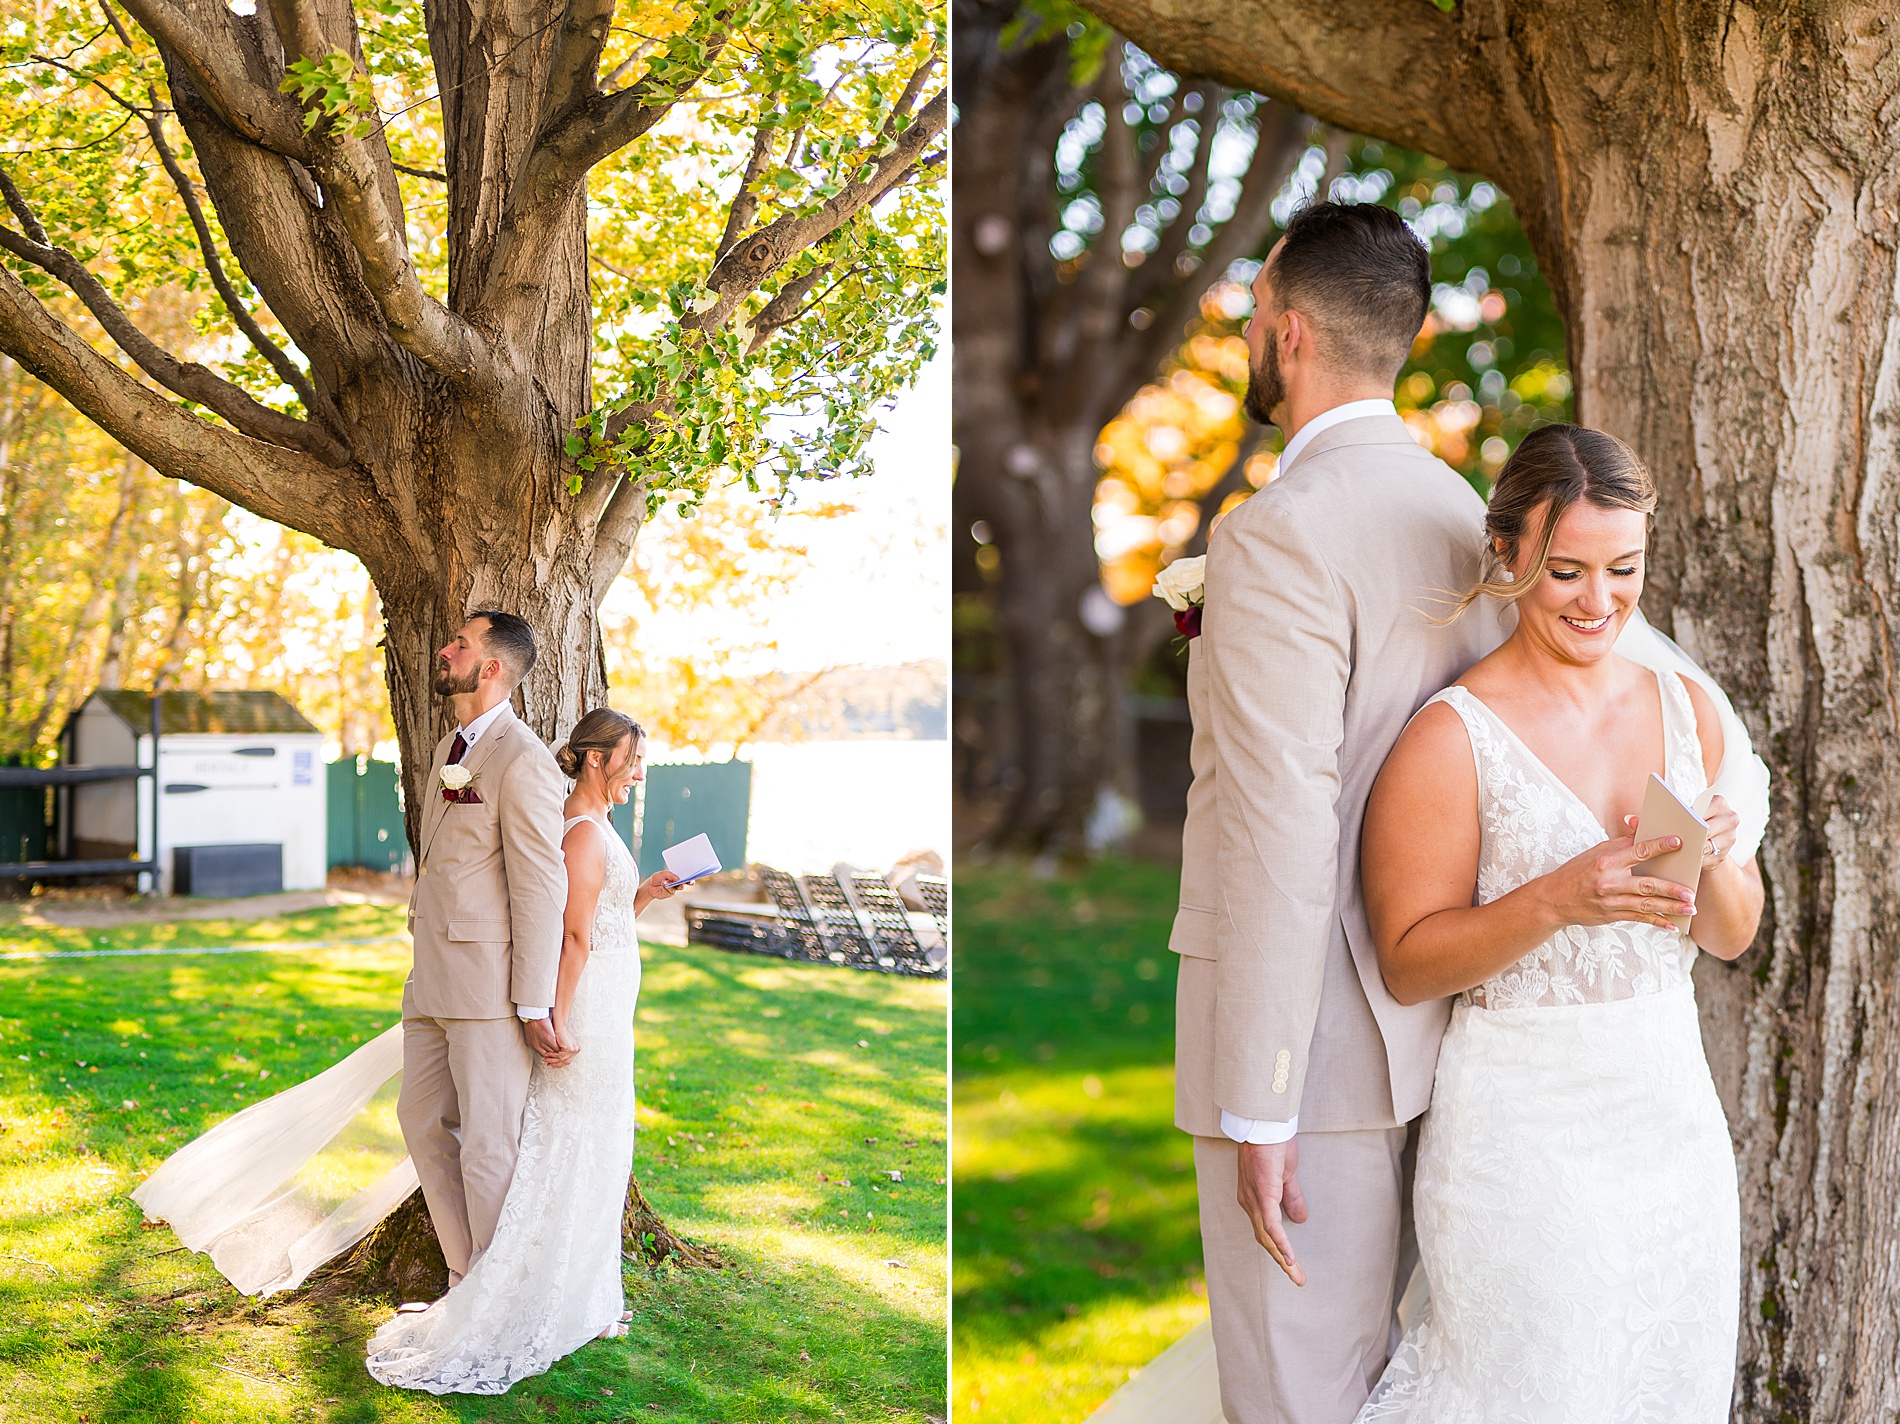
left=400, top=610, right=567, bottom=1285
left=1173, top=203, right=1510, bottom=1423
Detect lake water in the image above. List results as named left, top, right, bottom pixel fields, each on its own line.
left=740, top=739, right=950, bottom=874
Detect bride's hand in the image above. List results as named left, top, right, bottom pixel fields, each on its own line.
left=1698, top=795, right=1740, bottom=866
left=1534, top=831, right=1697, bottom=931
left=641, top=870, right=682, bottom=901
left=1622, top=795, right=1741, bottom=868
left=540, top=1015, right=581, bottom=1068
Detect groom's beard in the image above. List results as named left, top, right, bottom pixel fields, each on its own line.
left=1244, top=330, right=1286, bottom=428
left=433, top=661, right=479, bottom=697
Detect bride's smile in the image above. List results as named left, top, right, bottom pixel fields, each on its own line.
left=1502, top=499, right=1648, bottom=665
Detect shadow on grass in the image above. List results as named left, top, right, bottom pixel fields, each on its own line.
left=952, top=858, right=1202, bottom=1419
left=0, top=936, right=946, bottom=1423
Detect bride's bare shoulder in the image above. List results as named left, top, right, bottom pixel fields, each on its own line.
left=1380, top=695, right=1477, bottom=793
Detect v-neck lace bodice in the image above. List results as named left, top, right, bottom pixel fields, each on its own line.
left=1426, top=668, right=1708, bottom=1010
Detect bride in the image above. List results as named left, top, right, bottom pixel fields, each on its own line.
left=1353, top=423, right=1763, bottom=1419
left=365, top=706, right=682, bottom=1392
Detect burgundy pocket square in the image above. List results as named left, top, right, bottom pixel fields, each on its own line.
left=441, top=787, right=484, bottom=804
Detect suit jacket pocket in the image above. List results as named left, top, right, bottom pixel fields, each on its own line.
left=446, top=918, right=511, bottom=943
left=1170, top=903, right=1218, bottom=959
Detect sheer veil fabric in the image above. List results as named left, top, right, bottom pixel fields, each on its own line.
left=131, top=1024, right=415, bottom=1297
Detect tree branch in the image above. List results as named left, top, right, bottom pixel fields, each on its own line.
left=1081, top=0, right=1492, bottom=177
left=0, top=261, right=355, bottom=546
left=589, top=472, right=647, bottom=608
left=534, top=8, right=740, bottom=186
left=1120, top=99, right=1310, bottom=390
left=265, top=0, right=499, bottom=395
left=0, top=169, right=351, bottom=464
left=715, top=122, right=777, bottom=265
left=134, top=84, right=349, bottom=439
left=539, top=0, right=618, bottom=136
left=701, top=89, right=948, bottom=313
left=112, top=0, right=313, bottom=157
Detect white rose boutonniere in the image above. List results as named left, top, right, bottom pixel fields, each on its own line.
left=1152, top=555, right=1206, bottom=638
left=440, top=764, right=480, bottom=802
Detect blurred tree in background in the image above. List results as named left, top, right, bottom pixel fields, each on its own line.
left=952, top=0, right=1313, bottom=855
left=953, top=5, right=1572, bottom=852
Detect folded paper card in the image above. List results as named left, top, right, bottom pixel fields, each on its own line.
left=1632, top=773, right=1709, bottom=934
left=661, top=833, right=721, bottom=885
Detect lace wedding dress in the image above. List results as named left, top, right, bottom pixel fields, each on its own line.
left=1355, top=666, right=1739, bottom=1422
left=366, top=813, right=644, bottom=1393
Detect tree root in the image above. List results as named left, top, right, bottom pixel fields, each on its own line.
left=622, top=1175, right=726, bottom=1270
left=304, top=1191, right=446, bottom=1302
left=305, top=1176, right=722, bottom=1300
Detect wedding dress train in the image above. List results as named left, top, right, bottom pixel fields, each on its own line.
left=365, top=813, right=644, bottom=1392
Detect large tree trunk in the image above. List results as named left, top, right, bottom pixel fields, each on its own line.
left=1083, top=0, right=1900, bottom=1414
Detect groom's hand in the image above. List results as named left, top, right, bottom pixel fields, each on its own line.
left=1237, top=1139, right=1308, bottom=1287
left=523, top=1016, right=560, bottom=1056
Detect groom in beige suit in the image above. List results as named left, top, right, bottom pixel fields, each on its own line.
left=1174, top=203, right=1510, bottom=1422
left=401, top=610, right=567, bottom=1284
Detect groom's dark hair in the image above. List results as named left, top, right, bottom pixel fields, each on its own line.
left=1268, top=201, right=1431, bottom=380
left=467, top=609, right=538, bottom=687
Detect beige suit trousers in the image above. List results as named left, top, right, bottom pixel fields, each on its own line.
left=396, top=980, right=534, bottom=1277
left=1195, top=1127, right=1415, bottom=1424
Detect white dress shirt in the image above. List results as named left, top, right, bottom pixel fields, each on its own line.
left=1219, top=398, right=1396, bottom=1148
left=456, top=698, right=511, bottom=753
left=1275, top=398, right=1399, bottom=479
left=450, top=702, right=552, bottom=1023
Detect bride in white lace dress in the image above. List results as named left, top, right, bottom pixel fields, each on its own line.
left=1352, top=425, right=1764, bottom=1421
left=366, top=708, right=681, bottom=1394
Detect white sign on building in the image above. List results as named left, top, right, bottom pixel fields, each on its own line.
left=61, top=690, right=326, bottom=895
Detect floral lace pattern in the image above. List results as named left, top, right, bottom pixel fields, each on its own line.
left=1432, top=671, right=1707, bottom=1010
left=1354, top=668, right=1740, bottom=1424
left=367, top=815, right=643, bottom=1394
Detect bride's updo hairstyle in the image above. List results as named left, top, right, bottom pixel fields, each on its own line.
left=1448, top=422, right=1657, bottom=616
left=554, top=708, right=646, bottom=780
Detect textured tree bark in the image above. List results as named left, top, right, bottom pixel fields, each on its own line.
left=952, top=0, right=1307, bottom=853
left=1082, top=1, right=1900, bottom=1415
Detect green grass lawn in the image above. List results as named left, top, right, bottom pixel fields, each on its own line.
left=952, top=858, right=1204, bottom=1423
left=0, top=903, right=947, bottom=1423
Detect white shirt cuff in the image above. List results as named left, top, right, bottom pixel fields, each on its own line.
left=515, top=1005, right=550, bottom=1021
left=1221, top=1110, right=1299, bottom=1145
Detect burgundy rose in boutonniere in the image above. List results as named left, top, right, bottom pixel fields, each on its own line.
left=440, top=764, right=483, bottom=804
left=1153, top=555, right=1206, bottom=641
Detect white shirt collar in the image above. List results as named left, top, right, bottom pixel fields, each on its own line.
left=1277, top=398, right=1399, bottom=477
left=458, top=699, right=511, bottom=748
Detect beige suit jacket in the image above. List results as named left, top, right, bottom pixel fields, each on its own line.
left=1182, top=412, right=1509, bottom=1134
left=406, top=704, right=567, bottom=1020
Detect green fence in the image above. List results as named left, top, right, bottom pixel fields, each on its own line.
left=326, top=757, right=406, bottom=872
left=635, top=760, right=752, bottom=880
left=320, top=757, right=749, bottom=880
left=0, top=757, right=47, bottom=865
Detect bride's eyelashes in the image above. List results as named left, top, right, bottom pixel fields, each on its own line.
left=1545, top=564, right=1641, bottom=582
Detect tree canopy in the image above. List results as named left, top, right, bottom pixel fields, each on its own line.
left=0, top=0, right=943, bottom=523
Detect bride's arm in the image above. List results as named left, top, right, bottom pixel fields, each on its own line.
left=1677, top=679, right=1764, bottom=961
left=1364, top=702, right=1696, bottom=1005
left=544, top=822, right=607, bottom=1065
